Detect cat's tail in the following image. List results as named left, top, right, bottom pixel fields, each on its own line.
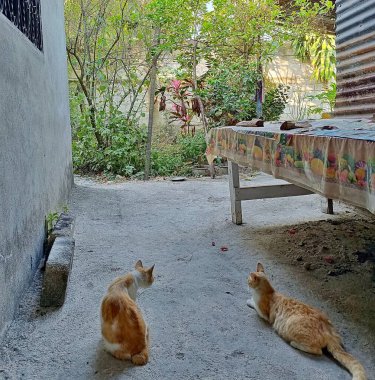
left=326, top=338, right=367, bottom=380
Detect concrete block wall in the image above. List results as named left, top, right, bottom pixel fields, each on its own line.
left=266, top=44, right=329, bottom=120
left=0, top=0, right=72, bottom=336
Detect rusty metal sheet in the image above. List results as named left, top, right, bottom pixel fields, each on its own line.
left=335, top=0, right=375, bottom=118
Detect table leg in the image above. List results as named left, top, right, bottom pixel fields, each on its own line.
left=209, top=162, right=215, bottom=179
left=228, top=161, right=242, bottom=224
left=327, top=198, right=334, bottom=214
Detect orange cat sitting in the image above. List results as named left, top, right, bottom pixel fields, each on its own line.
left=101, top=260, right=155, bottom=365
left=247, top=263, right=366, bottom=380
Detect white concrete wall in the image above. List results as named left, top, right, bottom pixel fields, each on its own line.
left=266, top=44, right=330, bottom=120
left=0, top=0, right=72, bottom=336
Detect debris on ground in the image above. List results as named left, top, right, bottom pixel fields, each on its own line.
left=254, top=217, right=375, bottom=280
left=252, top=215, right=375, bottom=348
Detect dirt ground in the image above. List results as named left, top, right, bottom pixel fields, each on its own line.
left=252, top=216, right=375, bottom=356
left=0, top=173, right=374, bottom=380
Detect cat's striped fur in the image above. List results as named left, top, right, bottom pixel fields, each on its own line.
left=247, top=263, right=366, bottom=380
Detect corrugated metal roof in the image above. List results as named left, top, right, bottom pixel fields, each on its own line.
left=335, top=0, right=375, bottom=118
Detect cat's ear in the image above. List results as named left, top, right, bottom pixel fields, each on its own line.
left=257, top=262, right=265, bottom=273
left=147, top=264, right=155, bottom=274
left=135, top=260, right=143, bottom=269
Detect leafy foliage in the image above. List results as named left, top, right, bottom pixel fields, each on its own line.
left=179, top=130, right=207, bottom=165
left=151, top=131, right=207, bottom=176
left=65, top=0, right=336, bottom=178
left=46, top=212, right=59, bottom=235
left=70, top=91, right=147, bottom=175
left=156, top=79, right=197, bottom=133
left=199, top=63, right=289, bottom=127
left=292, top=33, right=336, bottom=82
left=307, top=82, right=336, bottom=115
left=151, top=144, right=186, bottom=176
left=263, top=85, right=290, bottom=121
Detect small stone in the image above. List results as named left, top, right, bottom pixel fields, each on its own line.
left=231, top=350, right=245, bottom=357
left=304, top=262, right=312, bottom=271
left=319, top=246, right=330, bottom=254
left=323, top=256, right=335, bottom=264
left=329, top=220, right=340, bottom=225
left=354, top=249, right=367, bottom=255
left=296, top=256, right=303, bottom=262
left=298, top=241, right=305, bottom=247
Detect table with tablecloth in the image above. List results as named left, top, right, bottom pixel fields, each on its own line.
left=206, top=119, right=375, bottom=220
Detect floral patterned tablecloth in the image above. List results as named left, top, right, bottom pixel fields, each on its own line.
left=206, top=119, right=375, bottom=214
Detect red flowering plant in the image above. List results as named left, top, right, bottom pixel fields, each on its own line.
left=156, top=79, right=201, bottom=135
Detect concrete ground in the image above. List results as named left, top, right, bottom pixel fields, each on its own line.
left=0, top=174, right=374, bottom=380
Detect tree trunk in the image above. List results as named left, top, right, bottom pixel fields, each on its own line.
left=144, top=35, right=159, bottom=180
left=192, top=39, right=208, bottom=134
left=255, top=58, right=263, bottom=118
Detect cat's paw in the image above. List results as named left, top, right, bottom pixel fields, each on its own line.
left=112, top=350, right=131, bottom=361
left=131, top=353, right=148, bottom=366
left=246, top=298, right=255, bottom=309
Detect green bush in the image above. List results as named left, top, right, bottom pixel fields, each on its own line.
left=306, top=82, right=336, bottom=115
left=70, top=93, right=147, bottom=176
left=263, top=85, right=290, bottom=121
left=151, top=145, right=186, bottom=176
left=200, top=63, right=258, bottom=127
left=200, top=63, right=289, bottom=127
left=70, top=88, right=207, bottom=178
left=179, top=131, right=207, bottom=165
left=151, top=131, right=207, bottom=176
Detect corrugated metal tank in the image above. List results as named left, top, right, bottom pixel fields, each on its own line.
left=335, top=0, right=375, bottom=118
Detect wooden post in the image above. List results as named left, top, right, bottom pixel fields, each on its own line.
left=228, top=161, right=242, bottom=225
left=321, top=197, right=334, bottom=214
left=327, top=198, right=334, bottom=214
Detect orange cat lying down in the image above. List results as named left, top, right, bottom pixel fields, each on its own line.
left=247, top=263, right=366, bottom=380
left=101, top=260, right=154, bottom=365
